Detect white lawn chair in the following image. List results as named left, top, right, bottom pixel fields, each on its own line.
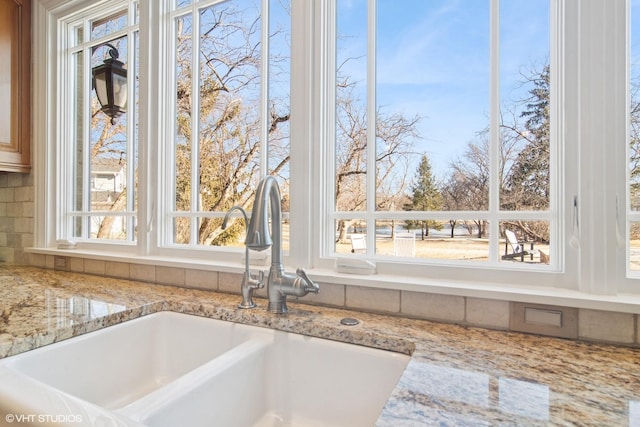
left=350, top=234, right=366, bottom=253
left=502, top=229, right=534, bottom=261
left=394, top=233, right=416, bottom=257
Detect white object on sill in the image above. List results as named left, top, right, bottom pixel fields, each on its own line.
left=335, top=257, right=377, bottom=275
left=56, top=239, right=77, bottom=250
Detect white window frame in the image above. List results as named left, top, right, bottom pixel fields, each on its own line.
left=308, top=0, right=572, bottom=289
left=60, top=2, right=138, bottom=248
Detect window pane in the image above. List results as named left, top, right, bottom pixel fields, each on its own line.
left=196, top=0, right=261, bottom=237
left=170, top=0, right=290, bottom=249
left=375, top=219, right=490, bottom=261
left=91, top=10, right=127, bottom=40
left=631, top=0, right=640, bottom=212
left=631, top=222, right=640, bottom=272
left=67, top=25, right=137, bottom=243
left=630, top=1, right=640, bottom=275
left=499, top=221, right=550, bottom=265
left=335, top=219, right=368, bottom=255
left=268, top=0, right=291, bottom=204
left=174, top=217, right=191, bottom=245
left=72, top=50, right=84, bottom=222
left=89, top=36, right=131, bottom=240
left=175, top=14, right=192, bottom=212
left=336, top=0, right=367, bottom=213
left=499, top=0, right=550, bottom=211
left=377, top=0, right=489, bottom=212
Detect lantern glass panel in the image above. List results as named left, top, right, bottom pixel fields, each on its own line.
left=112, top=73, right=127, bottom=111
left=94, top=71, right=109, bottom=108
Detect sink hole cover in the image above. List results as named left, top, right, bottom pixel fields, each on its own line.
left=340, top=317, right=359, bottom=326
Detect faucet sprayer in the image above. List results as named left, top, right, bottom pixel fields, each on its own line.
left=222, top=206, right=264, bottom=309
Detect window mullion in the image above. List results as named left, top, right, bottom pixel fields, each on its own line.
left=260, top=0, right=269, bottom=173
left=190, top=6, right=201, bottom=246
left=366, top=0, right=377, bottom=255
left=127, top=26, right=137, bottom=242
left=489, top=0, right=500, bottom=263
left=82, top=40, right=93, bottom=240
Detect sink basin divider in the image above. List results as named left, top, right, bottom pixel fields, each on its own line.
left=116, top=338, right=272, bottom=422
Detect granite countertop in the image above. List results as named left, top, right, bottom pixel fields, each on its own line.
left=1, top=265, right=639, bottom=426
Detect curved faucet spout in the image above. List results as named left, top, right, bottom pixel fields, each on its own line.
left=246, top=176, right=319, bottom=314
left=246, top=176, right=281, bottom=259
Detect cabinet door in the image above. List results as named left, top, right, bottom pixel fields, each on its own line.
left=0, top=0, right=30, bottom=172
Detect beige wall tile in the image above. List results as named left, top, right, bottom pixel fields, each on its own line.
left=302, top=282, right=345, bottom=307
left=29, top=253, right=46, bottom=268
left=45, top=255, right=55, bottom=269
left=21, top=202, right=34, bottom=218
left=130, top=264, right=156, bottom=282
left=70, top=257, right=84, bottom=272
left=84, top=259, right=106, bottom=276
left=218, top=272, right=243, bottom=294
left=14, top=186, right=32, bottom=202
left=466, top=298, right=510, bottom=329
left=185, top=269, right=218, bottom=291
left=6, top=202, right=23, bottom=217
left=578, top=309, right=635, bottom=344
left=346, top=285, right=400, bottom=313
left=105, top=261, right=130, bottom=279
left=20, top=233, right=33, bottom=248
left=14, top=218, right=32, bottom=233
left=155, top=266, right=185, bottom=287
left=7, top=173, right=23, bottom=187
left=0, top=188, right=14, bottom=202
left=401, top=291, right=465, bottom=322
left=0, top=247, right=14, bottom=263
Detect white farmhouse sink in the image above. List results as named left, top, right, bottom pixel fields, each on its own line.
left=0, top=312, right=410, bottom=427
left=0, top=312, right=269, bottom=409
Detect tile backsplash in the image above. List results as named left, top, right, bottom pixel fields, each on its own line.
left=0, top=172, right=33, bottom=265
left=1, top=166, right=635, bottom=349
left=28, top=253, right=640, bottom=348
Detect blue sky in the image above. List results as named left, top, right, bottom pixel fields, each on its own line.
left=337, top=0, right=550, bottom=180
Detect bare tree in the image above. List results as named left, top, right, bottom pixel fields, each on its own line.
left=334, top=79, right=421, bottom=242
left=171, top=4, right=290, bottom=245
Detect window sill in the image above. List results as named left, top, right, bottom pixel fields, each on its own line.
left=26, top=247, right=640, bottom=314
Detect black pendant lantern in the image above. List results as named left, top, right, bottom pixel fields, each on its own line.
left=92, top=43, right=127, bottom=125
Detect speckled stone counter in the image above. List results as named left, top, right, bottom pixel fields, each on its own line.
left=1, top=264, right=639, bottom=426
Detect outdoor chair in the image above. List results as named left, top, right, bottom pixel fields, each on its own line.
left=350, top=234, right=367, bottom=253
left=502, top=229, right=534, bottom=261
left=394, top=233, right=416, bottom=257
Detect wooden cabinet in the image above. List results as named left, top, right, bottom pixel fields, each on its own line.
left=0, top=0, right=30, bottom=172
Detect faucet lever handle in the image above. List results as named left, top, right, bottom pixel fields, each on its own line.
left=295, top=268, right=319, bottom=294
left=249, top=269, right=265, bottom=289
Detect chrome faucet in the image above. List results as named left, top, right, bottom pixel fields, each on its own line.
left=245, top=176, right=319, bottom=314
left=222, top=206, right=264, bottom=309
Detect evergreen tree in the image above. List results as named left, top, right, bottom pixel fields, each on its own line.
left=508, top=65, right=550, bottom=210
left=406, top=154, right=443, bottom=239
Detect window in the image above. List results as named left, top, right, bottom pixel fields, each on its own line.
left=59, top=3, right=138, bottom=242
left=327, top=0, right=557, bottom=271
left=164, top=0, right=291, bottom=251
left=630, top=0, right=640, bottom=278
left=34, top=0, right=639, bottom=295
left=55, top=0, right=291, bottom=258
